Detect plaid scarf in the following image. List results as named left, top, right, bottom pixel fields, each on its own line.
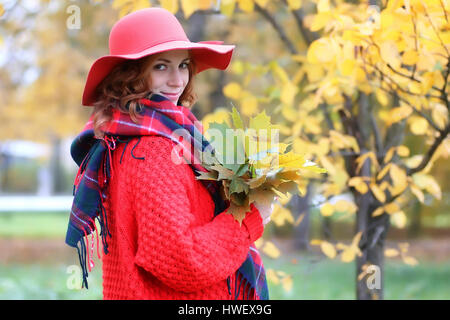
left=65, top=93, right=268, bottom=300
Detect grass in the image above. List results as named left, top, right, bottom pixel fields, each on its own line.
left=0, top=263, right=103, bottom=300
left=265, top=253, right=450, bottom=299
left=1, top=211, right=450, bottom=299
left=1, top=254, right=449, bottom=300
left=0, top=212, right=70, bottom=238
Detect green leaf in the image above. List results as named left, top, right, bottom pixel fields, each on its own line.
left=207, top=121, right=246, bottom=173
left=231, top=106, right=244, bottom=130
left=211, top=164, right=234, bottom=180
left=229, top=176, right=249, bottom=195
left=206, top=122, right=229, bottom=165
left=235, top=163, right=250, bottom=177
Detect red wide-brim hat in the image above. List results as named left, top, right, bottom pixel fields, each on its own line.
left=82, top=7, right=235, bottom=106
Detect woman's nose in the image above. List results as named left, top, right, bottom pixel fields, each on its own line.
left=168, top=69, right=184, bottom=86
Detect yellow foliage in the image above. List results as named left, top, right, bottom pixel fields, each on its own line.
left=281, top=275, right=293, bottom=293
left=402, top=255, right=419, bottom=266
left=348, top=176, right=369, bottom=194
left=384, top=248, right=399, bottom=257
left=220, top=0, right=237, bottom=17
left=431, top=103, right=449, bottom=130
left=401, top=50, right=419, bottom=65
left=262, top=241, right=281, bottom=259
left=384, top=202, right=401, bottom=214
left=240, top=95, right=259, bottom=117
left=390, top=210, right=407, bottom=228
left=113, top=0, right=151, bottom=17
left=386, top=105, right=413, bottom=126
left=320, top=202, right=334, bottom=217
left=202, top=108, right=231, bottom=132
left=223, top=82, right=243, bottom=100
left=320, top=241, right=337, bottom=259
left=281, top=81, right=299, bottom=105
left=238, top=0, right=254, bottom=13
left=370, top=183, right=386, bottom=203
left=396, top=145, right=410, bottom=157
left=160, top=0, right=179, bottom=13
left=307, top=37, right=339, bottom=64
left=412, top=173, right=442, bottom=200
left=410, top=183, right=425, bottom=203
left=287, top=0, right=302, bottom=10
left=341, top=247, right=356, bottom=263
left=266, top=269, right=280, bottom=285
left=294, top=213, right=305, bottom=226
left=271, top=204, right=294, bottom=226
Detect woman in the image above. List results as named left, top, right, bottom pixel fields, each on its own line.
left=66, top=7, right=272, bottom=300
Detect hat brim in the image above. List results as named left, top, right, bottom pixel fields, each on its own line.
left=82, top=41, right=235, bottom=106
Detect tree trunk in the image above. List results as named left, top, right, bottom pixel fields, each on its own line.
left=49, top=135, right=65, bottom=195
left=355, top=198, right=390, bottom=300
left=322, top=216, right=332, bottom=241
left=354, top=148, right=391, bottom=300
left=292, top=183, right=313, bottom=251
left=407, top=200, right=422, bottom=238
left=0, top=152, right=12, bottom=193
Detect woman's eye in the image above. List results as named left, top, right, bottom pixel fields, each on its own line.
left=154, top=62, right=189, bottom=71
left=154, top=64, right=166, bottom=70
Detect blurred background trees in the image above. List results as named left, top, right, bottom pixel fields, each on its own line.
left=0, top=0, right=449, bottom=300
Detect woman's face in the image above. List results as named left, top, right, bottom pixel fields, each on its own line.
left=146, top=49, right=190, bottom=105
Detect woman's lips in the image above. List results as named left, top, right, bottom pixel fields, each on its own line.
left=162, top=92, right=180, bottom=98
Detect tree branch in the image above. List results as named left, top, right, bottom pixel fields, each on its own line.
left=374, top=81, right=443, bottom=132
left=370, top=111, right=383, bottom=158
left=385, top=63, right=441, bottom=94
left=280, top=0, right=320, bottom=46
left=406, top=124, right=450, bottom=176
left=254, top=2, right=299, bottom=55
left=320, top=103, right=335, bottom=131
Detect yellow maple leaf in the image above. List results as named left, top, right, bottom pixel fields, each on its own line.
left=277, top=151, right=306, bottom=169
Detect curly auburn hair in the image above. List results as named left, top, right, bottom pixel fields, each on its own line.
left=92, top=50, right=198, bottom=138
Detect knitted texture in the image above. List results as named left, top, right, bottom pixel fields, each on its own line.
left=102, top=135, right=264, bottom=299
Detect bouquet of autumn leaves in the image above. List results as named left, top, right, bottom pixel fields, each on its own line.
left=196, top=107, right=327, bottom=224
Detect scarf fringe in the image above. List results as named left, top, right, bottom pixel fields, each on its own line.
left=76, top=206, right=111, bottom=290
left=228, top=271, right=257, bottom=300
left=74, top=135, right=135, bottom=289
left=76, top=236, right=89, bottom=289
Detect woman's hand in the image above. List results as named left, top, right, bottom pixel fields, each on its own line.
left=253, top=197, right=277, bottom=225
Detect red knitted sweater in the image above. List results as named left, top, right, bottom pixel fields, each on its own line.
left=101, top=135, right=264, bottom=299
